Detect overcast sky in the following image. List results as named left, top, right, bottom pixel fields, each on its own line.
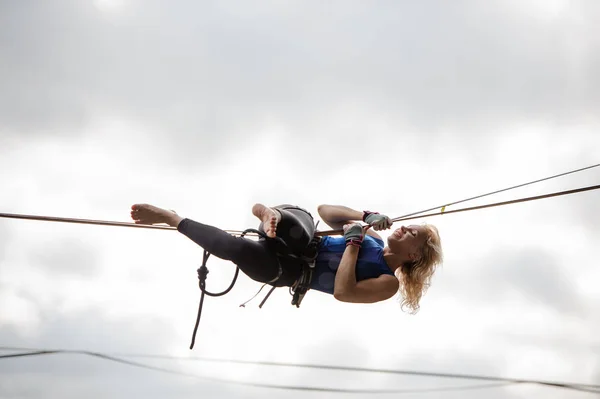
left=1, top=0, right=600, bottom=398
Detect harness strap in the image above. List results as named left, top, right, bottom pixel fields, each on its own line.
left=259, top=285, right=278, bottom=308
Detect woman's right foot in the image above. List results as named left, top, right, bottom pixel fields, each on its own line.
left=131, top=204, right=182, bottom=227
left=252, top=203, right=280, bottom=238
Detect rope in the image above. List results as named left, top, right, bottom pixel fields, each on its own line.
left=189, top=249, right=240, bottom=350
left=315, top=183, right=600, bottom=236
left=0, top=211, right=257, bottom=237
left=389, top=162, right=600, bottom=221
left=189, top=228, right=267, bottom=350
left=392, top=183, right=600, bottom=222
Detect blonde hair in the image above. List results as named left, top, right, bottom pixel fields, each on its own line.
left=395, top=224, right=443, bottom=314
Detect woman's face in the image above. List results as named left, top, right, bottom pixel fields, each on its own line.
left=387, top=225, right=428, bottom=261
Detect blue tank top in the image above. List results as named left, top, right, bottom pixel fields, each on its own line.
left=309, top=235, right=394, bottom=295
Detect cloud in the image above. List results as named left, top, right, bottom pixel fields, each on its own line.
left=0, top=306, right=207, bottom=399
left=27, top=236, right=101, bottom=278
left=1, top=0, right=599, bottom=163
left=0, top=223, right=8, bottom=265
left=565, top=183, right=600, bottom=238
left=440, top=246, right=586, bottom=317
left=381, top=348, right=517, bottom=399
left=491, top=249, right=585, bottom=315
left=0, top=305, right=176, bottom=355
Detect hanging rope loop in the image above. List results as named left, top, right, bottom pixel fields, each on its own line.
left=189, top=250, right=210, bottom=350
left=189, top=229, right=265, bottom=349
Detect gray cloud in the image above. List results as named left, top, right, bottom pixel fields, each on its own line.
left=0, top=306, right=214, bottom=399
left=565, top=180, right=600, bottom=238
left=594, top=361, right=600, bottom=392
left=440, top=246, right=587, bottom=317
left=0, top=224, right=8, bottom=266
left=2, top=1, right=599, bottom=164
left=27, top=235, right=101, bottom=278
left=383, top=349, right=516, bottom=399
left=278, top=335, right=516, bottom=397
left=0, top=351, right=236, bottom=399
left=494, top=249, right=585, bottom=316
left=492, top=329, right=600, bottom=360
left=522, top=166, right=600, bottom=244
left=0, top=305, right=174, bottom=353
left=0, top=299, right=587, bottom=399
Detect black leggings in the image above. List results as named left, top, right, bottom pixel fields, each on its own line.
left=176, top=205, right=315, bottom=287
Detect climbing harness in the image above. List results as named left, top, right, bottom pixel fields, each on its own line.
left=189, top=210, right=322, bottom=350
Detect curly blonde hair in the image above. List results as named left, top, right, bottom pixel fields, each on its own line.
left=395, top=224, right=443, bottom=314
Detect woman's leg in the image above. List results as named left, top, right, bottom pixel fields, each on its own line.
left=131, top=204, right=282, bottom=283
left=176, top=218, right=269, bottom=263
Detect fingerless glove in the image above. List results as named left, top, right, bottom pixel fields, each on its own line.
left=362, top=211, right=392, bottom=230
left=343, top=223, right=364, bottom=247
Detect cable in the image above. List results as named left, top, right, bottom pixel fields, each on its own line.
left=0, top=349, right=517, bottom=394
left=316, top=183, right=600, bottom=236
left=2, top=348, right=599, bottom=394
left=0, top=350, right=58, bottom=359
left=391, top=183, right=600, bottom=223
left=87, top=353, right=600, bottom=394
left=0, top=212, right=258, bottom=237
left=0, top=212, right=176, bottom=230
left=389, top=162, right=600, bottom=221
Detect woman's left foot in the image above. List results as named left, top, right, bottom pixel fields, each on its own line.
left=131, top=204, right=181, bottom=226
left=252, top=203, right=281, bottom=238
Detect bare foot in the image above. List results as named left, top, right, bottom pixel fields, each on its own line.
left=252, top=203, right=280, bottom=238
left=131, top=203, right=182, bottom=227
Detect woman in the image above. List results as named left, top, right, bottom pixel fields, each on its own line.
left=130, top=202, right=443, bottom=313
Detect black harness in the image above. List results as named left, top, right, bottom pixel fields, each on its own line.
left=264, top=229, right=321, bottom=308
left=188, top=207, right=321, bottom=350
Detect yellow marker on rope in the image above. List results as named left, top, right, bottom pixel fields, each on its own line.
left=440, top=206, right=446, bottom=214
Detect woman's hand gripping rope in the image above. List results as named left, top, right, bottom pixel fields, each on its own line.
left=343, top=223, right=371, bottom=247
left=343, top=210, right=393, bottom=246
left=362, top=211, right=393, bottom=231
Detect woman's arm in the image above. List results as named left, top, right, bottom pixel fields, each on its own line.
left=317, top=204, right=363, bottom=229
left=333, top=245, right=399, bottom=303
left=317, top=204, right=383, bottom=240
